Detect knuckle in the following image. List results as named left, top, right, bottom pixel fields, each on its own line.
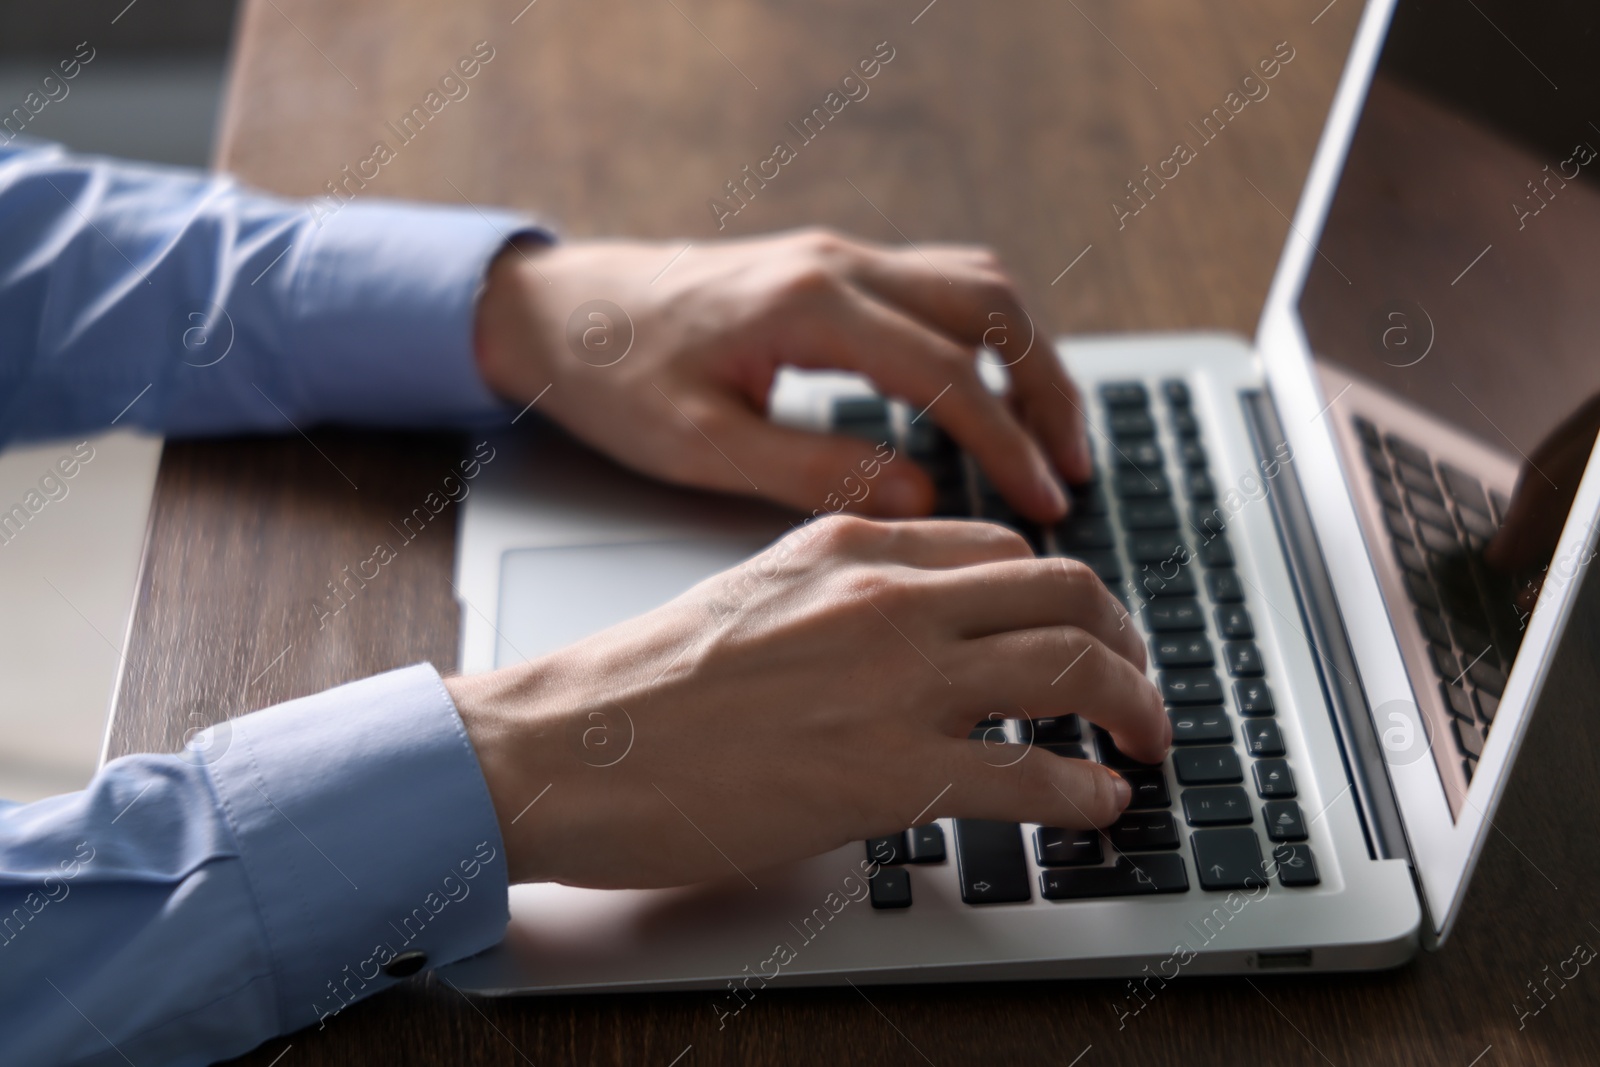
left=806, top=514, right=893, bottom=561
left=1045, top=556, right=1101, bottom=600
left=773, top=262, right=840, bottom=305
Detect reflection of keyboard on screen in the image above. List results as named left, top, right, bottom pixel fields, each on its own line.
left=830, top=381, right=1319, bottom=910
left=1353, top=417, right=1516, bottom=783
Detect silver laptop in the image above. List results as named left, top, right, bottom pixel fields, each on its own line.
left=443, top=0, right=1600, bottom=991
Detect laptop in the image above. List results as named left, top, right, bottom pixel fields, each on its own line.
left=443, top=0, right=1600, bottom=991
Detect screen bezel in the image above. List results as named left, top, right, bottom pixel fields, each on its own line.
left=1255, top=0, right=1600, bottom=945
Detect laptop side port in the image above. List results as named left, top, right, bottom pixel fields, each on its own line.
left=1255, top=949, right=1314, bottom=970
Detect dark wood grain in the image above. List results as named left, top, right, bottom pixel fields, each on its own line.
left=106, top=0, right=1600, bottom=1063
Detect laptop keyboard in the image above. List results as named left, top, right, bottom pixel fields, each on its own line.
left=1352, top=417, right=1516, bottom=784
left=835, top=380, right=1320, bottom=908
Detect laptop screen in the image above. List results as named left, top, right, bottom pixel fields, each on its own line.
left=1296, top=0, right=1600, bottom=816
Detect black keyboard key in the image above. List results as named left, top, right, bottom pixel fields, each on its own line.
left=1109, top=410, right=1157, bottom=440
left=1475, top=690, right=1499, bottom=724
left=1170, top=708, right=1232, bottom=744
left=1353, top=417, right=1380, bottom=447
left=952, top=820, right=1031, bottom=904
left=1376, top=478, right=1404, bottom=512
left=1107, top=811, right=1181, bottom=852
left=1123, top=499, right=1179, bottom=530
left=1206, top=569, right=1244, bottom=603
left=1453, top=719, right=1485, bottom=760
left=1403, top=572, right=1441, bottom=612
left=1385, top=433, right=1431, bottom=474
left=1263, top=800, right=1308, bottom=842
left=1057, top=515, right=1115, bottom=552
left=1468, top=659, right=1506, bottom=698
left=1182, top=786, right=1253, bottom=825
left=1117, top=439, right=1165, bottom=472
left=1458, top=506, right=1497, bottom=542
left=1441, top=684, right=1475, bottom=722
left=1191, top=504, right=1228, bottom=540
left=1040, top=855, right=1188, bottom=899
left=1128, top=533, right=1187, bottom=563
left=1395, top=540, right=1428, bottom=577
left=1398, top=463, right=1444, bottom=506
left=1272, top=844, right=1320, bottom=887
left=1136, top=562, right=1198, bottom=598
left=1234, top=679, right=1275, bottom=716
left=1070, top=550, right=1124, bottom=583
left=1244, top=719, right=1285, bottom=757
left=869, top=866, right=913, bottom=908
left=1253, top=759, right=1297, bottom=798
left=1417, top=522, right=1459, bottom=555
left=1429, top=644, right=1460, bottom=680
left=1184, top=470, right=1216, bottom=500
left=1042, top=743, right=1088, bottom=760
left=1034, top=827, right=1103, bottom=867
left=1224, top=641, right=1265, bottom=677
left=1094, top=731, right=1161, bottom=770
left=1100, top=381, right=1149, bottom=409
left=1113, top=468, right=1171, bottom=499
left=1147, top=598, right=1206, bottom=631
left=1365, top=443, right=1394, bottom=478
left=1122, top=768, right=1172, bottom=809
left=1152, top=633, right=1214, bottom=668
left=1417, top=607, right=1451, bottom=648
left=1191, top=827, right=1268, bottom=890
left=970, top=719, right=1009, bottom=743
left=1070, top=483, right=1110, bottom=517
left=1407, top=493, right=1455, bottom=532
left=1383, top=507, right=1415, bottom=544
left=1197, top=536, right=1234, bottom=568
left=906, top=823, right=947, bottom=863
left=1022, top=715, right=1082, bottom=744
left=831, top=396, right=891, bottom=437
left=1174, top=746, right=1243, bottom=785
left=867, top=832, right=909, bottom=866
left=1216, top=605, right=1255, bottom=639
left=1172, top=410, right=1200, bottom=438
left=1178, top=439, right=1208, bottom=469
left=1161, top=669, right=1225, bottom=706
left=1440, top=463, right=1490, bottom=516
left=1162, top=379, right=1191, bottom=407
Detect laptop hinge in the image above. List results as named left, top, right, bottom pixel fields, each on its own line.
left=1241, top=389, right=1407, bottom=861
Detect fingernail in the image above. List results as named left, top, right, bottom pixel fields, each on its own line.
left=1111, top=773, right=1133, bottom=811
left=877, top=475, right=923, bottom=516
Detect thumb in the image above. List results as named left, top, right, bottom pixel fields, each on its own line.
left=932, top=740, right=1134, bottom=829
left=706, top=399, right=935, bottom=517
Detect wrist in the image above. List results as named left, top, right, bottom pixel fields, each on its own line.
left=473, top=237, right=558, bottom=403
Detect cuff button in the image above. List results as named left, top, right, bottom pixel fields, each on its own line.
left=383, top=951, right=429, bottom=978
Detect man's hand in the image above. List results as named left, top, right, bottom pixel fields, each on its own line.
left=446, top=517, right=1167, bottom=889
left=473, top=229, right=1092, bottom=523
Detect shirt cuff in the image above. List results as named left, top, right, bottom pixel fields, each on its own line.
left=285, top=199, right=554, bottom=428
left=198, top=663, right=509, bottom=1033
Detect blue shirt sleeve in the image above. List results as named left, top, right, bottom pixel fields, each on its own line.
left=0, top=664, right=511, bottom=1067
left=0, top=138, right=553, bottom=443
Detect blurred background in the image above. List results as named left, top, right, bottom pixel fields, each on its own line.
left=0, top=0, right=239, bottom=800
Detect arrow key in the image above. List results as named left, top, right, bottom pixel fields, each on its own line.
left=953, top=819, right=1031, bottom=904
left=1190, top=827, right=1268, bottom=891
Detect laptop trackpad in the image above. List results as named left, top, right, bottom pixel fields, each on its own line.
left=494, top=538, right=767, bottom=668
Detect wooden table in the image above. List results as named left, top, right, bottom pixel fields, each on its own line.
left=107, top=0, right=1600, bottom=1063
